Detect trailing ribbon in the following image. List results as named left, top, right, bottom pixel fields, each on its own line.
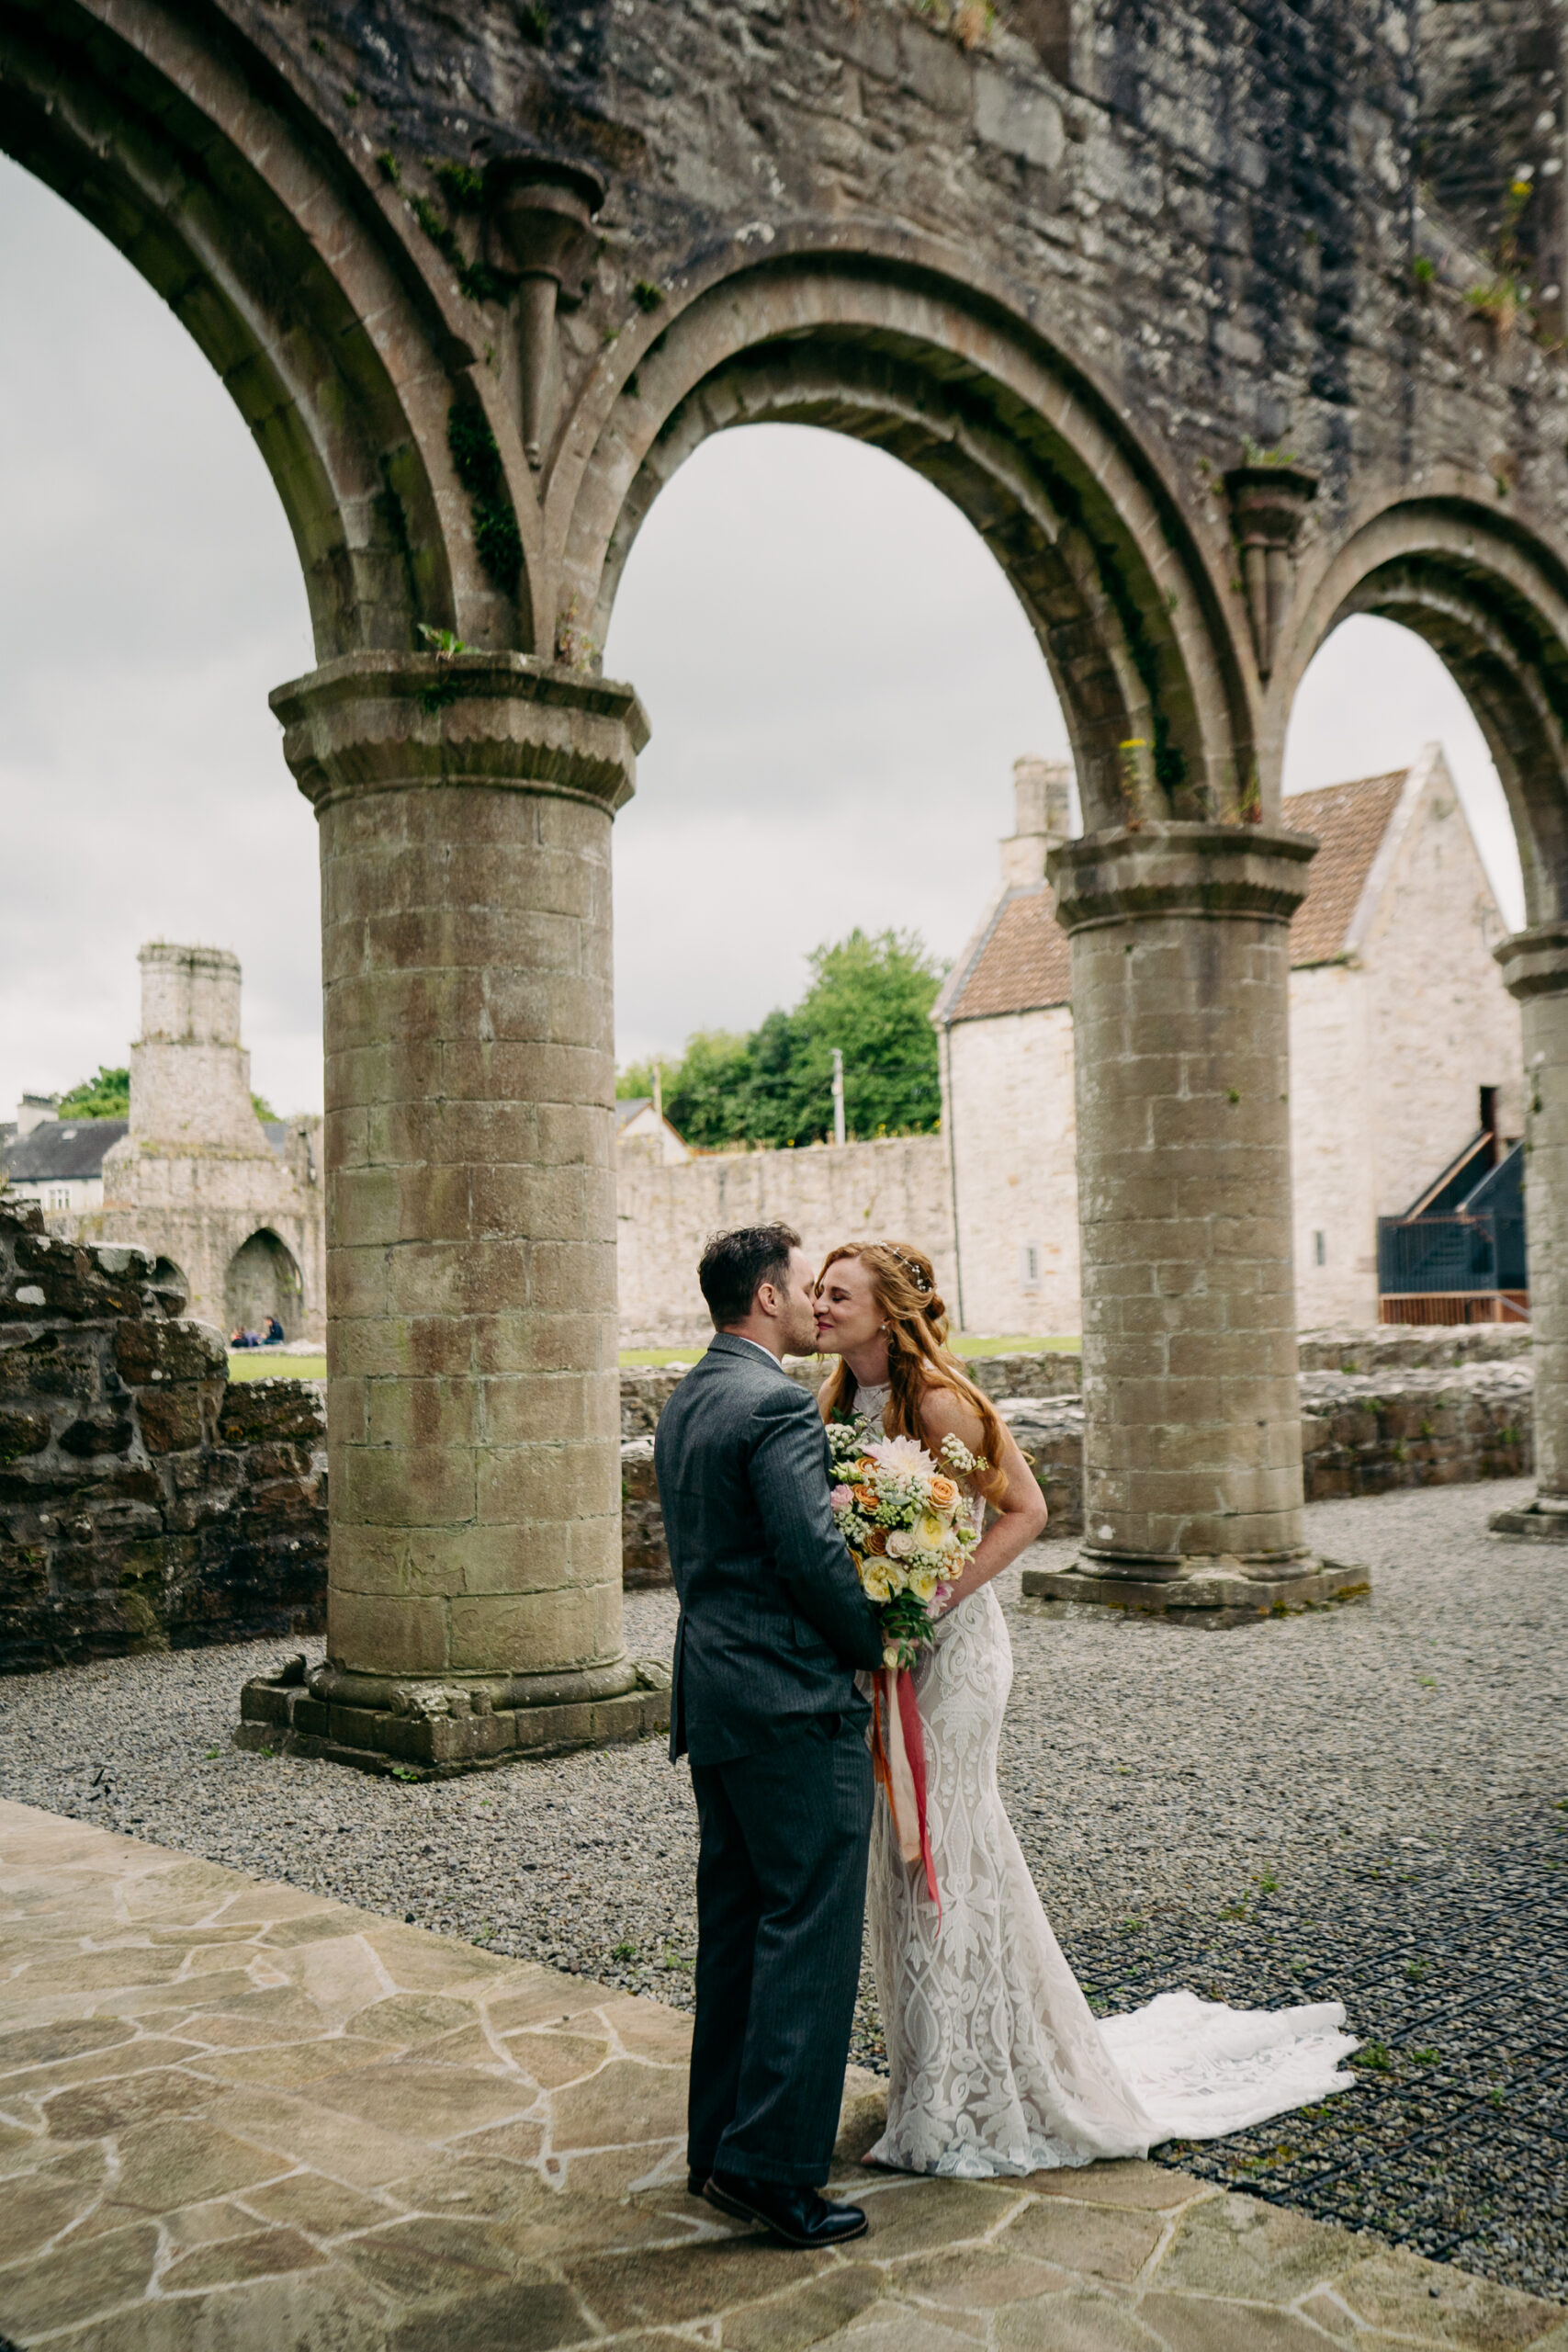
left=871, top=1668, right=940, bottom=1919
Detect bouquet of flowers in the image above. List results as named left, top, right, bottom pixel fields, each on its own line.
left=827, top=1419, right=985, bottom=1915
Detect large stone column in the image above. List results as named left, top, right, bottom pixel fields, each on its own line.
left=1490, top=924, right=1568, bottom=1540
left=1022, top=824, right=1369, bottom=1623
left=237, top=651, right=670, bottom=1772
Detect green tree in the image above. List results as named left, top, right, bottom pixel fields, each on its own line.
left=616, top=930, right=945, bottom=1152
left=784, top=929, right=943, bottom=1144
left=662, top=1031, right=757, bottom=1149
left=57, top=1066, right=129, bottom=1118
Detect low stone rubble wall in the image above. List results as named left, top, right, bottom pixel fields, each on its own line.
left=1296, top=1326, right=1531, bottom=1374
left=619, top=1352, right=1537, bottom=1581
left=1298, top=1363, right=1533, bottom=1498
left=5, top=1243, right=1538, bottom=1655
left=1, top=1198, right=326, bottom=1672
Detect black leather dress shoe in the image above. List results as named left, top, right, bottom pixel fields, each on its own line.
left=704, top=2170, right=869, bottom=2247
left=687, top=2169, right=709, bottom=2198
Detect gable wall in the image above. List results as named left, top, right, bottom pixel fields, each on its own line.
left=945, top=1003, right=1079, bottom=1338
left=1359, top=773, right=1522, bottom=1219
left=1289, top=965, right=1378, bottom=1326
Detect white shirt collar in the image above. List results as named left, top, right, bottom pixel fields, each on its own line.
left=722, top=1332, right=785, bottom=1368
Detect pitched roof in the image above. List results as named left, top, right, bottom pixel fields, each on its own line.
left=616, top=1098, right=653, bottom=1128
left=1282, top=768, right=1409, bottom=967
left=3, top=1119, right=128, bottom=1179
left=944, top=767, right=1416, bottom=1023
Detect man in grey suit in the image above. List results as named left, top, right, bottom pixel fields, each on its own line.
left=656, top=1222, right=886, bottom=2248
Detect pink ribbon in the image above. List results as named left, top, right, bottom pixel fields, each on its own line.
left=872, top=1668, right=940, bottom=1919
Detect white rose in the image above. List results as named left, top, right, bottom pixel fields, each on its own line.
left=886, top=1528, right=917, bottom=1558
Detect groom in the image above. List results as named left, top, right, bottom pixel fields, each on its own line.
left=656, top=1223, right=886, bottom=2248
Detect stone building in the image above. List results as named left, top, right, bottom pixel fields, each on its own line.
left=28, top=0, right=1568, bottom=1746
left=42, top=944, right=325, bottom=1345
left=936, top=750, right=1523, bottom=1338
left=2, top=1109, right=128, bottom=1216
left=615, top=1095, right=690, bottom=1165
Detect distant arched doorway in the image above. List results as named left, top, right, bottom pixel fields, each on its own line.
left=225, top=1229, right=302, bottom=1342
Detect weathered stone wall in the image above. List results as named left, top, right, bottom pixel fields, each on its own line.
left=0, top=1200, right=326, bottom=1673
left=943, top=1004, right=1081, bottom=1339
left=1289, top=962, right=1380, bottom=1327
left=616, top=1135, right=955, bottom=1347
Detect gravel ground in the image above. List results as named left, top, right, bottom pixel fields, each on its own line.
left=2, top=1478, right=1563, bottom=2297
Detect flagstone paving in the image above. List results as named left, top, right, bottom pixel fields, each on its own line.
left=2, top=1800, right=1564, bottom=2352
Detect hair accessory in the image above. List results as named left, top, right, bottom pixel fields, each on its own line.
left=883, top=1244, right=932, bottom=1295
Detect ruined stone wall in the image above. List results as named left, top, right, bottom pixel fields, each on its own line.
left=616, top=1135, right=955, bottom=1347
left=945, top=1004, right=1080, bottom=1339
left=0, top=1200, right=326, bottom=1672
left=1416, top=0, right=1566, bottom=315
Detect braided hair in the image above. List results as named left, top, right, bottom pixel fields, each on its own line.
left=816, top=1239, right=1008, bottom=1501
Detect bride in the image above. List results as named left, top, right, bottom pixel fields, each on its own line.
left=813, top=1238, right=1358, bottom=2179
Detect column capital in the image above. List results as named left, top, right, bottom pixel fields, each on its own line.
left=270, top=651, right=650, bottom=818
left=1495, top=921, right=1568, bottom=1000
left=1046, top=823, right=1316, bottom=937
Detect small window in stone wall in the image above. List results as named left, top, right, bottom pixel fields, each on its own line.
left=1314, top=1231, right=1326, bottom=1266
left=1020, top=1242, right=1041, bottom=1291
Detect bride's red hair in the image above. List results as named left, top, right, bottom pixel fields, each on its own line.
left=816, top=1239, right=1008, bottom=1501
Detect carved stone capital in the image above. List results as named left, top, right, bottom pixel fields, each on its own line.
left=1046, top=821, right=1317, bottom=935
left=270, top=651, right=649, bottom=818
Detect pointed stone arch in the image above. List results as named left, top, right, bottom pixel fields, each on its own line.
left=0, top=0, right=527, bottom=654
left=553, top=241, right=1255, bottom=834
left=1278, top=492, right=1568, bottom=924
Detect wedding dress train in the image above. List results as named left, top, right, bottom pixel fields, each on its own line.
left=861, top=1478, right=1358, bottom=2178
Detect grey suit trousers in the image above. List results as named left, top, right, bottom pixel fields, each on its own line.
left=688, top=1712, right=874, bottom=2186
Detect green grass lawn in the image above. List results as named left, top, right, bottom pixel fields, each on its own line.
left=227, top=1351, right=326, bottom=1382
left=618, top=1333, right=1080, bottom=1368
left=226, top=1337, right=1081, bottom=1380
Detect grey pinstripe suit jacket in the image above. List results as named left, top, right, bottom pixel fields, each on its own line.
left=654, top=1333, right=886, bottom=1766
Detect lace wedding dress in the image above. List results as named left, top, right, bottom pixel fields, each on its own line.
left=853, top=1383, right=1358, bottom=2179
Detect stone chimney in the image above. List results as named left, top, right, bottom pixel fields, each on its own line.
left=1000, top=757, right=1073, bottom=887
left=15, top=1092, right=59, bottom=1136
left=129, top=944, right=265, bottom=1150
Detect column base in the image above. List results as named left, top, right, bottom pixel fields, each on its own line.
left=235, top=1653, right=671, bottom=1778
left=1489, top=1492, right=1568, bottom=1540
left=1021, top=1552, right=1370, bottom=1627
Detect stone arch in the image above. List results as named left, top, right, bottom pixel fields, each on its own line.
left=0, top=0, right=527, bottom=656
left=1278, top=494, right=1568, bottom=923
left=225, top=1228, right=302, bottom=1342
left=555, top=243, right=1254, bottom=834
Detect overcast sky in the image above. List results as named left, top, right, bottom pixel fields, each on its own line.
left=0, top=154, right=1526, bottom=1119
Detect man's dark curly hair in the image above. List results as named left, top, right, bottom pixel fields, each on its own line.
left=698, top=1222, right=802, bottom=1328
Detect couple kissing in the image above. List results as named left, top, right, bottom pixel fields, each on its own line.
left=655, top=1223, right=1357, bottom=2250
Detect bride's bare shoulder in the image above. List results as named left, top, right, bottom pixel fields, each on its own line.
left=915, top=1374, right=985, bottom=1453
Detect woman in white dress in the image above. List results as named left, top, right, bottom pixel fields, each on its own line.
left=814, top=1239, right=1358, bottom=2181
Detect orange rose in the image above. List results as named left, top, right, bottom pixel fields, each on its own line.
left=864, top=1527, right=888, bottom=1555
left=852, top=1486, right=878, bottom=1512
left=928, top=1475, right=958, bottom=1510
